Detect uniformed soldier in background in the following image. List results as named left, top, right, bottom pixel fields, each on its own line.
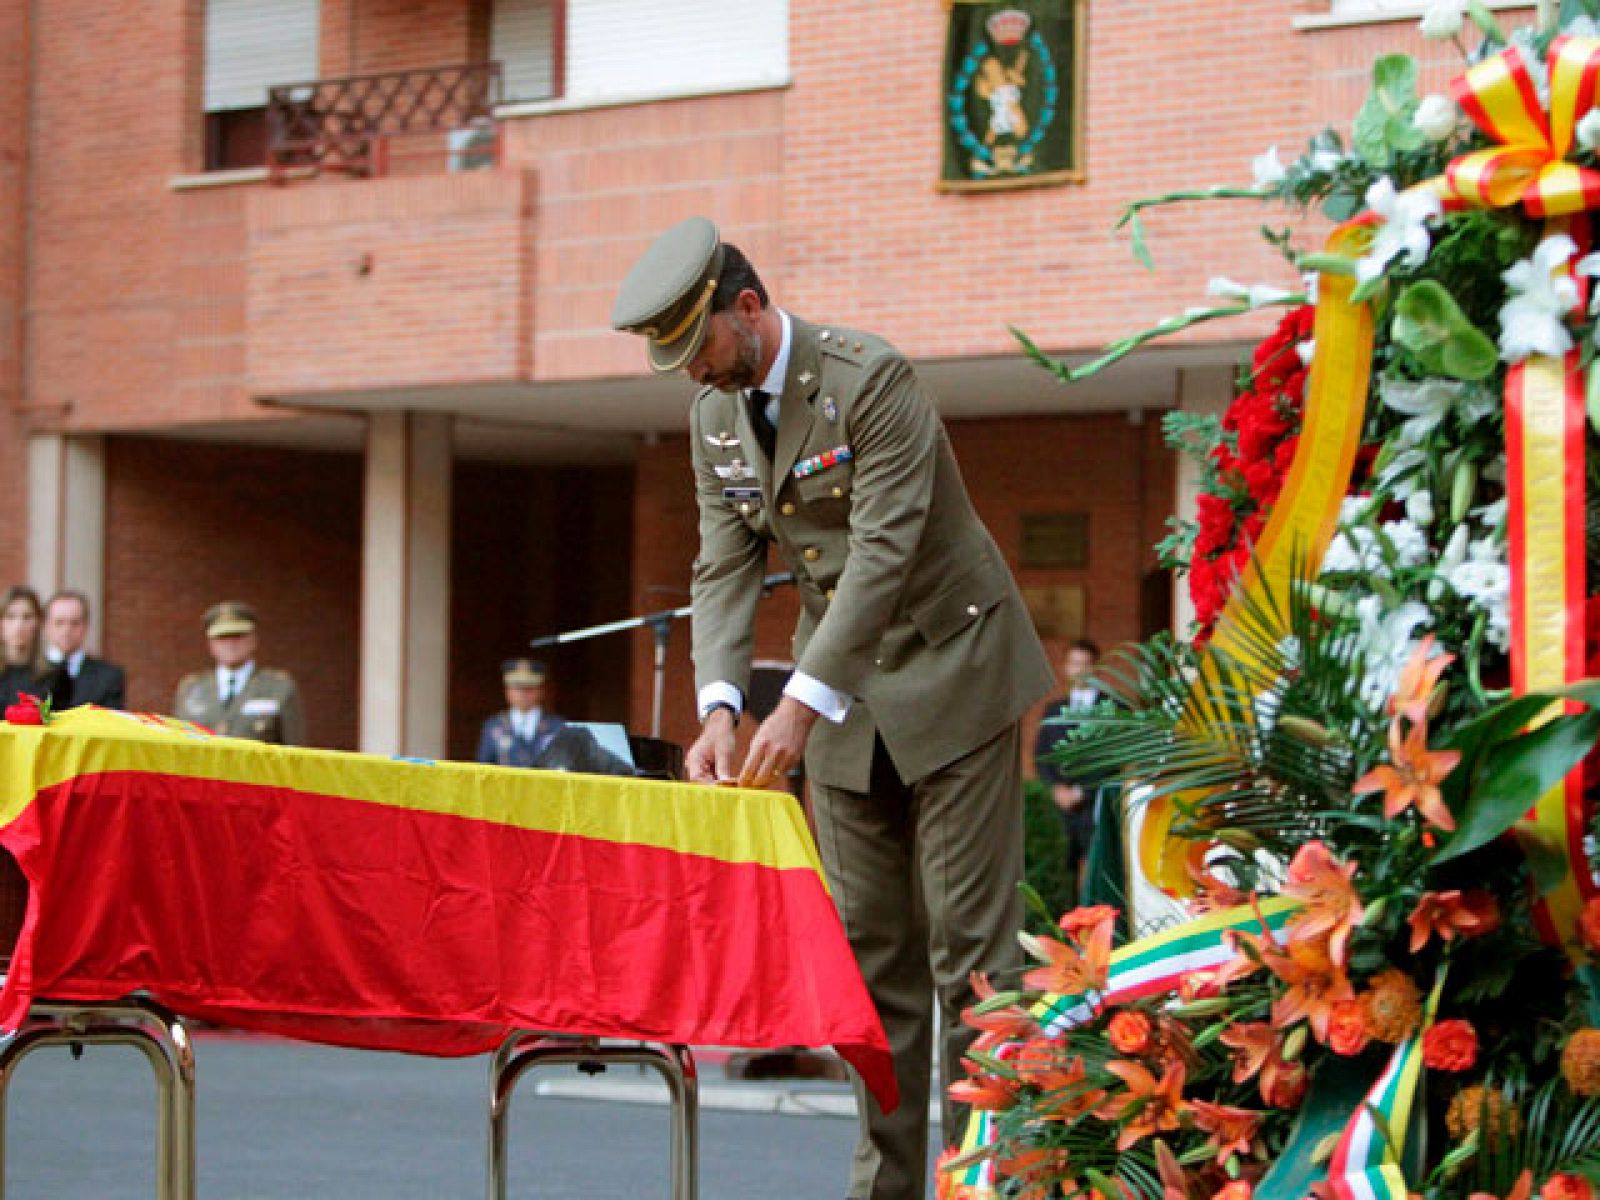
left=173, top=602, right=305, bottom=745
left=476, top=658, right=636, bottom=776
left=476, top=658, right=565, bottom=766
left=613, top=217, right=1056, bottom=1200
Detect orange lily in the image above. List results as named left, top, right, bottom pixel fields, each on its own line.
left=947, top=1071, right=1020, bottom=1112
left=1282, top=841, right=1364, bottom=966
left=1096, top=1059, right=1188, bottom=1151
left=1407, top=889, right=1501, bottom=954
left=1189, top=1099, right=1264, bottom=1166
left=1185, top=844, right=1252, bottom=914
left=1029, top=1053, right=1107, bottom=1123
left=1152, top=1138, right=1190, bottom=1200
left=1352, top=718, right=1460, bottom=830
left=1218, top=1021, right=1279, bottom=1085
left=1263, top=937, right=1356, bottom=1043
left=1059, top=904, right=1119, bottom=938
left=1021, top=916, right=1112, bottom=995
left=995, top=1146, right=1076, bottom=1200
left=1389, top=635, right=1453, bottom=723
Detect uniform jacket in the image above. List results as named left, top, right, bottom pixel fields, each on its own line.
left=174, top=667, right=306, bottom=745
left=689, top=316, right=1056, bottom=791
left=58, top=656, right=126, bottom=710
left=476, top=711, right=567, bottom=768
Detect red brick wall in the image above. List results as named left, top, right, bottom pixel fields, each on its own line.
left=247, top=171, right=534, bottom=397
left=628, top=409, right=1177, bottom=765
left=503, top=89, right=786, bottom=381
left=0, top=0, right=28, bottom=585
left=102, top=438, right=364, bottom=750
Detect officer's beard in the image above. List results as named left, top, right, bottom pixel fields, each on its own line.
left=706, top=319, right=764, bottom=393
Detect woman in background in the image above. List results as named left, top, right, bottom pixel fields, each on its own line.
left=0, top=586, right=65, bottom=710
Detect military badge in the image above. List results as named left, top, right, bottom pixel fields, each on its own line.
left=794, top=446, right=855, bottom=480
left=798, top=370, right=816, bottom=387
left=704, top=431, right=741, bottom=449
left=713, top=460, right=756, bottom=482
left=822, top=396, right=839, bottom=423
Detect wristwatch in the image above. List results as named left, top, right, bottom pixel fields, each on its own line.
left=703, top=701, right=739, bottom=726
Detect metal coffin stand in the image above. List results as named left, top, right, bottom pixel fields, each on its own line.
left=489, top=1035, right=699, bottom=1200
left=0, top=1003, right=700, bottom=1200
left=0, top=997, right=197, bottom=1200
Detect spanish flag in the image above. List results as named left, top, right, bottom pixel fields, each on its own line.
left=0, top=709, right=895, bottom=1108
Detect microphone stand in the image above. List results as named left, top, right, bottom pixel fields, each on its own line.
left=530, top=573, right=794, bottom=739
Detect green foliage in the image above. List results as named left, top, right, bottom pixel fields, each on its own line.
left=1354, top=55, right=1427, bottom=169
left=1023, top=779, right=1076, bottom=925
left=1390, top=281, right=1499, bottom=381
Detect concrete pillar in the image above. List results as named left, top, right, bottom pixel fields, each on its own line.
left=359, top=411, right=453, bottom=757
left=1172, top=366, right=1235, bottom=635
left=26, top=434, right=107, bottom=651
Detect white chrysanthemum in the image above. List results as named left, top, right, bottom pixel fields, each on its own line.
left=1499, top=234, right=1580, bottom=362
left=1445, top=537, right=1511, bottom=652
left=1419, top=0, right=1465, bottom=39
left=1381, top=518, right=1432, bottom=570
left=1405, top=489, right=1435, bottom=527
left=1379, top=378, right=1461, bottom=434
left=1252, top=146, right=1286, bottom=188
left=1414, top=94, right=1459, bottom=141
left=1355, top=596, right=1433, bottom=712
left=1355, top=177, right=1442, bottom=285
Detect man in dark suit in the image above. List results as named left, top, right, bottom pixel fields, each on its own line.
left=1035, top=638, right=1103, bottom=892
left=42, top=589, right=126, bottom=709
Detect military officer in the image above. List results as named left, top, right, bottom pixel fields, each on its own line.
left=173, top=602, right=305, bottom=745
left=613, top=218, right=1056, bottom=1200
left=476, top=658, right=566, bottom=766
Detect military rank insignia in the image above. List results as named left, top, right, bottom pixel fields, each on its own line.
left=821, top=396, right=840, bottom=423
left=793, top=446, right=854, bottom=479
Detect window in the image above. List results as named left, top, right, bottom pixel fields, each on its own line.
left=203, top=0, right=320, bottom=170
left=492, top=0, right=560, bottom=103
left=494, top=0, right=788, bottom=109
left=565, top=0, right=788, bottom=103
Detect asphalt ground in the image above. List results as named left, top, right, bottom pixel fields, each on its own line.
left=3, top=1034, right=942, bottom=1198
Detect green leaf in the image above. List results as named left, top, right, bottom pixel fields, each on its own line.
left=1391, top=280, right=1499, bottom=381
left=1256, top=1049, right=1390, bottom=1200
left=1354, top=55, right=1426, bottom=168
left=1433, top=710, right=1600, bottom=864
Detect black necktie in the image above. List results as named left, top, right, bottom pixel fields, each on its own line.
left=220, top=674, right=235, bottom=708
left=747, top=389, right=777, bottom=461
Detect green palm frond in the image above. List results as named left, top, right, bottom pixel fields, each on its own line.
left=1044, top=548, right=1380, bottom=861
left=1466, top=1076, right=1600, bottom=1196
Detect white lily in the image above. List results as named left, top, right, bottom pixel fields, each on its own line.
left=1419, top=0, right=1465, bottom=39
left=1414, top=94, right=1459, bottom=142
left=1355, top=177, right=1441, bottom=285
left=1405, top=489, right=1435, bottom=527
left=1251, top=146, right=1286, bottom=188
left=1206, top=277, right=1293, bottom=309
left=1498, top=234, right=1580, bottom=362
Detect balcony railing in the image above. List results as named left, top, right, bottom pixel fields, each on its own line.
left=266, top=62, right=503, bottom=181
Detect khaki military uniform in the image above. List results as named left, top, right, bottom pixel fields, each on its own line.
left=689, top=317, right=1056, bottom=1200
left=173, top=668, right=305, bottom=746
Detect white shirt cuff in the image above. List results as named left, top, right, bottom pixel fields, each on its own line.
left=697, top=681, right=745, bottom=722
left=783, top=671, right=852, bottom=724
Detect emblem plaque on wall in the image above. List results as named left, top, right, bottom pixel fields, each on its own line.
left=939, top=0, right=1087, bottom=192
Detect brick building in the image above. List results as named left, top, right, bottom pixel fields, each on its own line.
left=0, top=0, right=1507, bottom=761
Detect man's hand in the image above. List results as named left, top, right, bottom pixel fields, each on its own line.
left=1052, top=783, right=1083, bottom=812
left=686, top=708, right=739, bottom=784
left=738, top=696, right=820, bottom=789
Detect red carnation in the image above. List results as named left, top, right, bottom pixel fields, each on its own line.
left=1422, top=1019, right=1478, bottom=1072
left=4, top=693, right=45, bottom=726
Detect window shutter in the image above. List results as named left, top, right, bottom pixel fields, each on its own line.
left=492, top=0, right=558, bottom=103
left=565, top=0, right=788, bottom=103
left=204, top=0, right=321, bottom=113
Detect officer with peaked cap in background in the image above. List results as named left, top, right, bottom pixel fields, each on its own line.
left=173, top=602, right=306, bottom=745
left=613, top=217, right=1056, bottom=1200
left=476, top=658, right=566, bottom=766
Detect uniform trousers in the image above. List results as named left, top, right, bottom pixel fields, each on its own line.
left=810, top=722, right=1025, bottom=1200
